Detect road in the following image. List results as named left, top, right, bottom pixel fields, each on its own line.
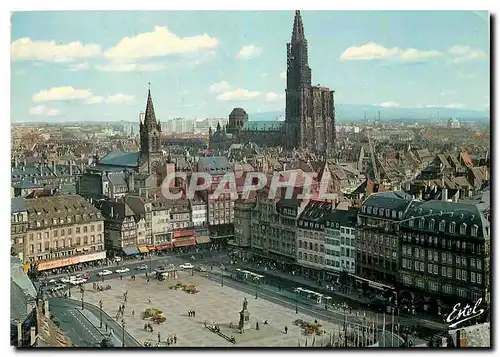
left=49, top=298, right=106, bottom=347
left=49, top=297, right=141, bottom=347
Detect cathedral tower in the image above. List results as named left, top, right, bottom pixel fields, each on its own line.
left=284, top=11, right=336, bottom=156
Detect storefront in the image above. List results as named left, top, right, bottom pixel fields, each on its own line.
left=123, top=247, right=140, bottom=256
left=137, top=246, right=149, bottom=254
left=34, top=251, right=107, bottom=272
left=195, top=235, right=211, bottom=245
left=172, top=230, right=196, bottom=248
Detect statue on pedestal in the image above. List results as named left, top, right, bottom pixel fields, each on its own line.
left=239, top=298, right=251, bottom=331
left=242, top=298, right=248, bottom=311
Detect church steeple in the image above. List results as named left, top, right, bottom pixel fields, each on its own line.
left=140, top=84, right=162, bottom=155
left=144, top=85, right=157, bottom=128
left=292, top=10, right=305, bottom=42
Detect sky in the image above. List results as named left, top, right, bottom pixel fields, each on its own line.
left=10, top=10, right=490, bottom=122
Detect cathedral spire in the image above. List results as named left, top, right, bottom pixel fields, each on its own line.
left=292, top=10, right=305, bottom=42
left=144, top=84, right=157, bottom=127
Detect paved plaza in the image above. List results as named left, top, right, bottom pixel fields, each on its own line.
left=82, top=271, right=343, bottom=347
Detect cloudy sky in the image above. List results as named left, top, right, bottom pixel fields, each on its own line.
left=11, top=10, right=490, bottom=122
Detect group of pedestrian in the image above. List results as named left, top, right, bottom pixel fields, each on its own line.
left=144, top=323, right=154, bottom=332
left=164, top=335, right=177, bottom=346
left=187, top=310, right=196, bottom=317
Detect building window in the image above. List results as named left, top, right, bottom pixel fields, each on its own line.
left=450, top=222, right=456, bottom=234
left=477, top=274, right=482, bottom=284
left=419, top=219, right=424, bottom=229
left=460, top=223, right=467, bottom=235
left=471, top=272, right=476, bottom=283
left=409, top=218, right=414, bottom=227
left=471, top=225, right=478, bottom=237
left=439, top=220, right=446, bottom=232
left=53, top=230, right=58, bottom=237
left=429, top=281, right=439, bottom=292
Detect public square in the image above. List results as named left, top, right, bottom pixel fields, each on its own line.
left=82, top=270, right=343, bottom=347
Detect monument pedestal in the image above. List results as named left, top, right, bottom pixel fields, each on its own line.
left=239, top=309, right=251, bottom=331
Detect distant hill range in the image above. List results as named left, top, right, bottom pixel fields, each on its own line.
left=250, top=104, right=490, bottom=123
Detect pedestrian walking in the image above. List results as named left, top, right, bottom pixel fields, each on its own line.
left=132, top=310, right=135, bottom=317
left=158, top=332, right=161, bottom=343
left=120, top=274, right=123, bottom=280
left=174, top=335, right=177, bottom=344
left=285, top=326, right=288, bottom=334
left=105, top=323, right=108, bottom=332
left=148, top=298, right=152, bottom=303
left=147, top=278, right=150, bottom=283
left=193, top=310, right=196, bottom=317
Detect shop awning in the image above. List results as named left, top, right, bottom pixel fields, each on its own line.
left=195, top=236, right=211, bottom=244
left=146, top=245, right=157, bottom=251
left=137, top=246, right=149, bottom=253
left=123, top=247, right=140, bottom=255
left=174, top=230, right=196, bottom=238
left=173, top=239, right=196, bottom=247
left=157, top=243, right=173, bottom=250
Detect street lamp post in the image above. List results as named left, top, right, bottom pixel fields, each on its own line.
left=221, top=269, right=224, bottom=287
left=99, top=299, right=103, bottom=328
left=68, top=273, right=72, bottom=298
left=295, top=296, right=298, bottom=314
left=121, top=319, right=125, bottom=347
left=149, top=252, right=152, bottom=274
left=81, top=287, right=85, bottom=310
left=255, top=284, right=258, bottom=299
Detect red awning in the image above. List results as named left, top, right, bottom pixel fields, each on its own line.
left=146, top=245, right=157, bottom=251
left=157, top=243, right=173, bottom=250
left=174, top=230, right=196, bottom=238
left=173, top=239, right=196, bottom=247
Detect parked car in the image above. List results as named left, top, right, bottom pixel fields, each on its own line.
left=97, top=270, right=113, bottom=276
left=115, top=267, right=130, bottom=274
left=77, top=273, right=90, bottom=280
left=70, top=278, right=87, bottom=285
left=50, top=284, right=66, bottom=293
left=195, top=266, right=207, bottom=272
left=136, top=264, right=148, bottom=271
left=180, top=263, right=194, bottom=269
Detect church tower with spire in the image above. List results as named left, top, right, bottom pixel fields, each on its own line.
left=285, top=10, right=336, bottom=156
left=140, top=87, right=162, bottom=155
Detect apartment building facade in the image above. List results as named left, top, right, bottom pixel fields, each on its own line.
left=399, top=199, right=491, bottom=310
left=357, top=191, right=419, bottom=285
left=296, top=201, right=332, bottom=280
left=22, top=195, right=105, bottom=272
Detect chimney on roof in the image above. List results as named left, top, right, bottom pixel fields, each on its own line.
left=69, top=161, right=73, bottom=176
left=33, top=177, right=37, bottom=184
left=14, top=156, right=18, bottom=168
left=52, top=161, right=56, bottom=173
left=81, top=163, right=84, bottom=173
left=110, top=206, right=114, bottom=218
left=127, top=171, right=135, bottom=193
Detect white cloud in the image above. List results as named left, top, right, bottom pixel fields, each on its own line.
left=29, top=105, right=60, bottom=116
left=280, top=71, right=286, bottom=79
left=68, top=62, right=89, bottom=71
left=104, top=93, right=136, bottom=105
left=236, top=45, right=262, bottom=60
left=265, top=92, right=279, bottom=102
left=32, top=86, right=92, bottom=102
left=86, top=96, right=104, bottom=104
left=104, top=26, right=219, bottom=61
left=216, top=89, right=260, bottom=101
left=96, top=62, right=165, bottom=72
left=444, top=103, right=464, bottom=109
left=13, top=69, right=26, bottom=75
left=449, top=45, right=487, bottom=63
left=378, top=101, right=400, bottom=108
left=340, top=42, right=441, bottom=62
left=209, top=81, right=232, bottom=93
left=261, top=73, right=269, bottom=78
left=11, top=38, right=101, bottom=62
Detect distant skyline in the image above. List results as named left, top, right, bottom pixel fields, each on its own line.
left=11, top=11, right=490, bottom=122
